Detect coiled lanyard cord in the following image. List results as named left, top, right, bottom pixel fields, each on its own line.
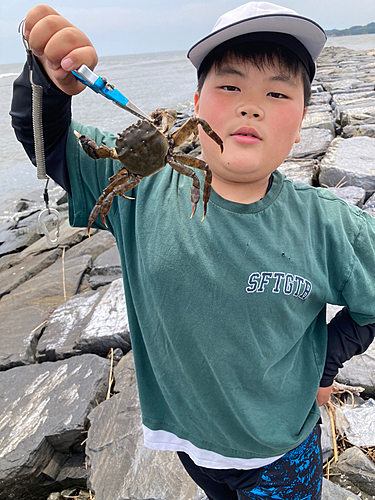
left=19, top=20, right=60, bottom=246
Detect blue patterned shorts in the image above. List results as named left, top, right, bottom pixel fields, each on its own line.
left=178, top=425, right=322, bottom=500
left=237, top=426, right=322, bottom=499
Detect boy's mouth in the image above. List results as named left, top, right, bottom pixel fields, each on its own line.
left=231, top=127, right=261, bottom=144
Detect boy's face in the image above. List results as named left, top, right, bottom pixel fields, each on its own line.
left=194, top=56, right=307, bottom=199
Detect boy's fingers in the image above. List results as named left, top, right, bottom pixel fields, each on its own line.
left=23, top=4, right=97, bottom=95
left=24, top=5, right=60, bottom=36
left=28, top=15, right=74, bottom=58
left=42, top=26, right=96, bottom=69
left=61, top=46, right=98, bottom=72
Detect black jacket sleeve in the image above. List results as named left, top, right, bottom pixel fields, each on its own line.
left=10, top=54, right=72, bottom=194
left=320, top=307, right=375, bottom=387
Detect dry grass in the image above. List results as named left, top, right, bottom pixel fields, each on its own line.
left=323, top=382, right=375, bottom=479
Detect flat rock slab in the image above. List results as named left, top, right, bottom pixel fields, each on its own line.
left=37, top=279, right=130, bottom=362
left=86, top=352, right=202, bottom=500
left=64, top=230, right=116, bottom=261
left=335, top=447, right=375, bottom=496
left=278, top=159, right=318, bottom=185
left=327, top=186, right=367, bottom=207
left=310, top=92, right=332, bottom=105
left=302, top=109, right=336, bottom=134
left=343, top=124, right=375, bottom=138
left=0, top=253, right=92, bottom=309
left=289, top=128, right=333, bottom=159
left=89, top=245, right=122, bottom=289
left=18, top=219, right=94, bottom=260
left=0, top=247, right=62, bottom=299
left=0, top=254, right=92, bottom=370
left=0, top=354, right=110, bottom=500
left=335, top=100, right=375, bottom=127
left=92, top=244, right=121, bottom=268
left=0, top=225, right=42, bottom=258
left=337, top=339, right=375, bottom=397
left=332, top=90, right=375, bottom=106
left=319, top=137, right=375, bottom=190
left=322, top=478, right=361, bottom=500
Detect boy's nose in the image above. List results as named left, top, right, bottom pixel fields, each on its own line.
left=238, top=103, right=264, bottom=119
left=241, top=111, right=260, bottom=118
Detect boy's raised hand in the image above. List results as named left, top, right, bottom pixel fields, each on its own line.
left=24, top=4, right=98, bottom=95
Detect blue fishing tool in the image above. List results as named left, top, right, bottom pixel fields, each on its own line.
left=72, top=64, right=150, bottom=121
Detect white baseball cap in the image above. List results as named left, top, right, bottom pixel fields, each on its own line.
left=187, top=1, right=326, bottom=82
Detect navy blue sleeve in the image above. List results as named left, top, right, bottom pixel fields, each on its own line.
left=10, top=54, right=72, bottom=194
left=320, top=307, right=375, bottom=387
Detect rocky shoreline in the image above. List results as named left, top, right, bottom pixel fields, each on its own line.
left=1, top=45, right=375, bottom=500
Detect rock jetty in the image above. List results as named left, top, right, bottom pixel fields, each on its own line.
left=1, top=45, right=375, bottom=500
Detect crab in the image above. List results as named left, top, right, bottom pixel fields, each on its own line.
left=74, top=108, right=223, bottom=236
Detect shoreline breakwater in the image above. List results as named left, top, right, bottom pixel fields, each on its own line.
left=1, top=45, right=375, bottom=500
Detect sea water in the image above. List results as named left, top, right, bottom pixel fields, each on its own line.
left=0, top=50, right=196, bottom=220
left=1, top=34, right=375, bottom=220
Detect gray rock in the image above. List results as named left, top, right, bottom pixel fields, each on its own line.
left=319, top=137, right=375, bottom=190
left=337, top=339, right=375, bottom=397
left=0, top=354, right=110, bottom=500
left=37, top=278, right=130, bottom=362
left=92, top=244, right=121, bottom=268
left=324, top=79, right=371, bottom=93
left=332, top=90, right=375, bottom=106
left=65, top=230, right=116, bottom=261
left=342, top=124, right=375, bottom=138
left=0, top=247, right=62, bottom=299
left=18, top=219, right=94, bottom=260
left=0, top=254, right=92, bottom=370
left=302, top=109, right=336, bottom=134
left=289, top=128, right=334, bottom=159
left=86, top=351, right=202, bottom=500
left=310, top=92, right=332, bottom=105
left=89, top=244, right=122, bottom=289
left=363, top=192, right=375, bottom=209
left=278, top=159, right=318, bottom=186
left=0, top=224, right=42, bottom=257
left=326, top=186, right=367, bottom=207
left=322, top=477, right=361, bottom=500
left=319, top=406, right=334, bottom=462
left=336, top=101, right=375, bottom=128
left=335, top=447, right=375, bottom=496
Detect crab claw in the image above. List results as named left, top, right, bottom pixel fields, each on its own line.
left=150, top=108, right=177, bottom=133
left=189, top=185, right=200, bottom=220
left=87, top=193, right=113, bottom=236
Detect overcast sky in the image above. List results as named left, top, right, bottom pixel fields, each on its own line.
left=1, top=0, right=375, bottom=65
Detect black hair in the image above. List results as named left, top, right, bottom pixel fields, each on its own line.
left=197, top=39, right=311, bottom=107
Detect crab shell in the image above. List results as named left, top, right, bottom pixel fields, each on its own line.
left=115, top=120, right=169, bottom=176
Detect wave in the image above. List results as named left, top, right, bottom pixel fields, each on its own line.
left=0, top=73, right=19, bottom=79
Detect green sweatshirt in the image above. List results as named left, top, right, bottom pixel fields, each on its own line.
left=67, top=121, right=375, bottom=460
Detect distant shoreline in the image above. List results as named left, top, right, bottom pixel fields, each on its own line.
left=326, top=22, right=375, bottom=37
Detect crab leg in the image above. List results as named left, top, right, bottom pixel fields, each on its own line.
left=171, top=118, right=223, bottom=153
left=168, top=153, right=212, bottom=221
left=74, top=131, right=119, bottom=160
left=87, top=176, right=141, bottom=236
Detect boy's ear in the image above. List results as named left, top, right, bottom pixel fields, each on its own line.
left=194, top=92, right=200, bottom=117
left=294, top=108, right=307, bottom=144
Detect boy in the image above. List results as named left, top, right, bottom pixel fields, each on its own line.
left=11, top=2, right=375, bottom=499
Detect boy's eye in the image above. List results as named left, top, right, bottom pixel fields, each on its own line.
left=268, top=92, right=288, bottom=99
left=221, top=85, right=240, bottom=92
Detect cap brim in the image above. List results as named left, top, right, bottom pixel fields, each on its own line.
left=188, top=14, right=326, bottom=71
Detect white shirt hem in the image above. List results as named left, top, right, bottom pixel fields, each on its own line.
left=142, top=425, right=283, bottom=470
